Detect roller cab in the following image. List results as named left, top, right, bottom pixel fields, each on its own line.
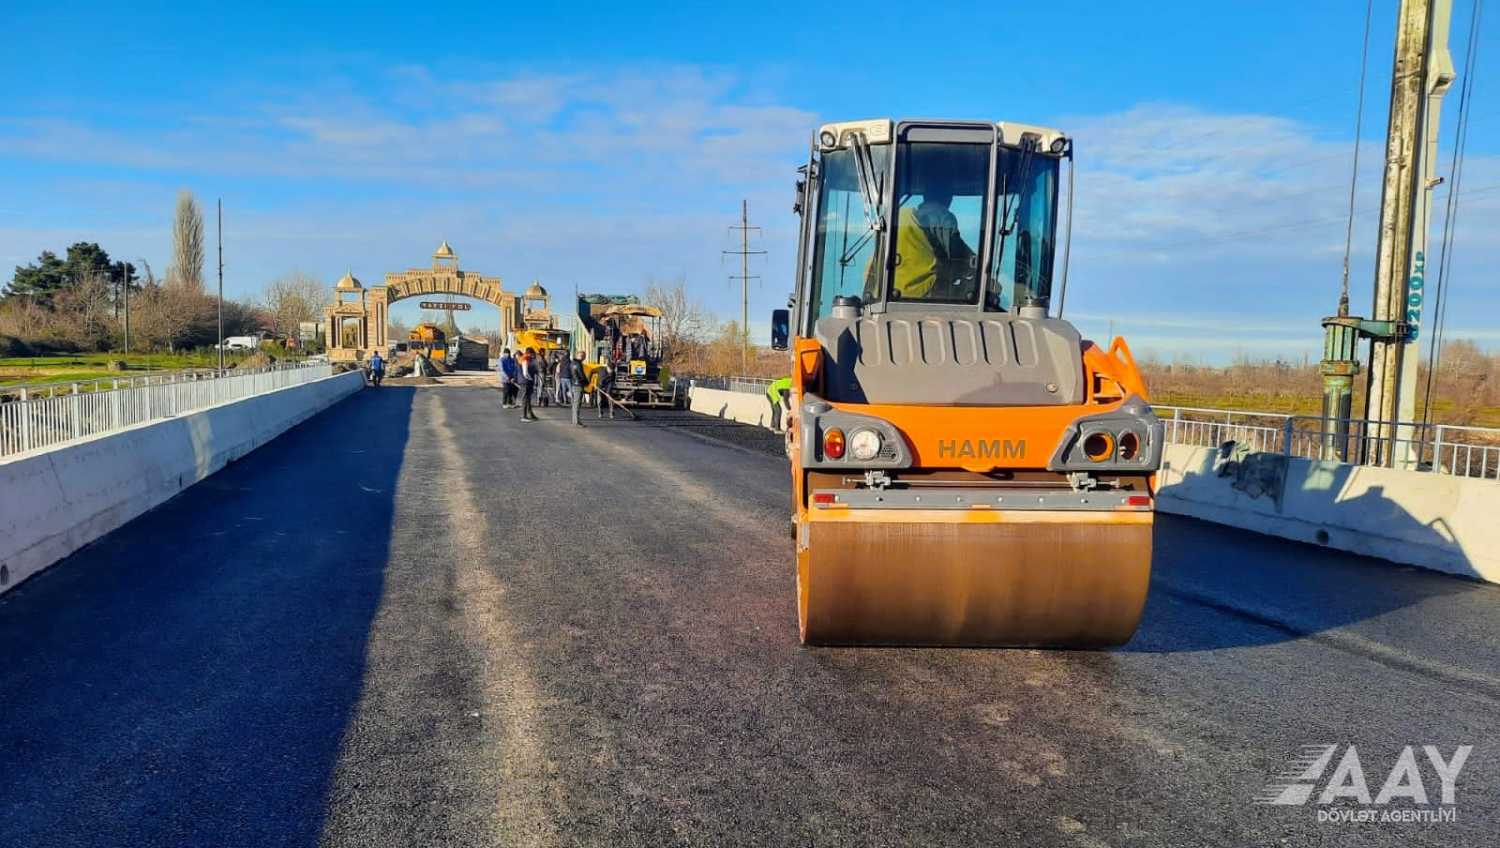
left=774, top=119, right=1163, bottom=647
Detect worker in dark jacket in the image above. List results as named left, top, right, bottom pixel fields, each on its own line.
left=498, top=348, right=517, bottom=407
left=567, top=352, right=587, bottom=426
left=517, top=348, right=538, bottom=421
left=596, top=357, right=615, bottom=419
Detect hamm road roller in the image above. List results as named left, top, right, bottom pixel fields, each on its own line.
left=772, top=118, right=1163, bottom=647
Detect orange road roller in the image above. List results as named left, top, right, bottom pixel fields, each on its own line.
left=770, top=118, right=1162, bottom=647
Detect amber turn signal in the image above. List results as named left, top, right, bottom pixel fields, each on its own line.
left=823, top=428, right=846, bottom=459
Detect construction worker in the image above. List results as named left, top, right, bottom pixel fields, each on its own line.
left=766, top=375, right=792, bottom=431
left=498, top=347, right=516, bottom=407
left=555, top=352, right=572, bottom=406
left=518, top=348, right=538, bottom=421
left=596, top=356, right=615, bottom=419
left=368, top=351, right=385, bottom=388
left=914, top=189, right=977, bottom=299
left=568, top=351, right=587, bottom=427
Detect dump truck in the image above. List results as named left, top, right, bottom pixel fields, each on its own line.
left=774, top=118, right=1162, bottom=647
left=408, top=323, right=448, bottom=364
left=449, top=335, right=491, bottom=370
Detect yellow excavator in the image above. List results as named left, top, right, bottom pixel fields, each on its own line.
left=773, top=118, right=1162, bottom=647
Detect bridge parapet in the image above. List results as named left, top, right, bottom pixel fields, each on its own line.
left=0, top=362, right=334, bottom=460
left=0, top=368, right=363, bottom=595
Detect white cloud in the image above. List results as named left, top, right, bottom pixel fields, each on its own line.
left=1057, top=104, right=1500, bottom=359
left=3, top=81, right=1494, bottom=365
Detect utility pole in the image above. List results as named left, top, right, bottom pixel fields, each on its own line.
left=120, top=263, right=131, bottom=353
left=122, top=268, right=129, bottom=354
left=1322, top=0, right=1455, bottom=467
left=723, top=200, right=766, bottom=372
left=1365, top=0, right=1455, bottom=465
left=217, top=198, right=225, bottom=373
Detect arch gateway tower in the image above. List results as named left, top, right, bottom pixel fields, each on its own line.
left=323, top=242, right=521, bottom=364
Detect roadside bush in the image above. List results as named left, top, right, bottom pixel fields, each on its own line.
left=0, top=334, right=32, bottom=357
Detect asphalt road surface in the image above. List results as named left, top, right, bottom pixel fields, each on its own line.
left=2, top=386, right=1497, bottom=847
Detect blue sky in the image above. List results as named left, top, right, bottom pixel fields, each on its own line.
left=2, top=1, right=1495, bottom=361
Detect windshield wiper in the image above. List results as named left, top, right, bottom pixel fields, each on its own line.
left=848, top=131, right=885, bottom=234
left=990, top=140, right=1037, bottom=302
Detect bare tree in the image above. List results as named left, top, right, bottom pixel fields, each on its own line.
left=167, top=191, right=205, bottom=293
left=388, top=317, right=410, bottom=343
left=262, top=272, right=327, bottom=341
left=54, top=269, right=117, bottom=351
left=644, top=277, right=708, bottom=368
left=134, top=282, right=213, bottom=352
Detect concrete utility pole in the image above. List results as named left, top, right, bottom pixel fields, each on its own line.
left=724, top=200, right=766, bottom=372
left=1364, top=0, right=1455, bottom=466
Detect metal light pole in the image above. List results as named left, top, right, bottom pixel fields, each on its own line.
left=123, top=261, right=133, bottom=354
left=217, top=198, right=224, bottom=373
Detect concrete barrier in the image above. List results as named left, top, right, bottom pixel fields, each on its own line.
left=0, top=370, right=364, bottom=596
left=1157, top=443, right=1500, bottom=583
left=692, top=386, right=1498, bottom=582
left=689, top=385, right=783, bottom=430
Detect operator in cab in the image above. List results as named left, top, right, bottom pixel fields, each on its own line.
left=877, top=183, right=979, bottom=304
left=916, top=190, right=975, bottom=281
left=916, top=187, right=978, bottom=301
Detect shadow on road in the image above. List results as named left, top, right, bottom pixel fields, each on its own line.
left=1123, top=513, right=1488, bottom=653
left=0, top=386, right=413, bottom=848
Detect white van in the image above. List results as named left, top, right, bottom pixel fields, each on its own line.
left=216, top=336, right=260, bottom=351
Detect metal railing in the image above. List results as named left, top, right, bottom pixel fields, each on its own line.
left=0, top=363, right=335, bottom=459
left=1156, top=405, right=1500, bottom=481
left=681, top=375, right=773, bottom=394
left=693, top=377, right=1500, bottom=481
left=728, top=376, right=774, bottom=394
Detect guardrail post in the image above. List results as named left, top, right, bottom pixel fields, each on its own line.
left=19, top=387, right=32, bottom=452
left=111, top=378, right=121, bottom=430
left=1282, top=418, right=1294, bottom=456
left=70, top=386, right=82, bottom=440
left=1432, top=425, right=1445, bottom=474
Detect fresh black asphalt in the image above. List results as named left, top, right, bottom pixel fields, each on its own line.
left=2, top=386, right=1496, bottom=847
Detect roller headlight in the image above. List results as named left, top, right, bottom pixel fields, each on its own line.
left=1083, top=431, right=1115, bottom=462
left=848, top=429, right=883, bottom=462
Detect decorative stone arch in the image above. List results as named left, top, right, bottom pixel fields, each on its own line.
left=324, top=242, right=520, bottom=363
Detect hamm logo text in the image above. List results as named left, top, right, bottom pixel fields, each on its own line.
left=936, top=439, right=1025, bottom=460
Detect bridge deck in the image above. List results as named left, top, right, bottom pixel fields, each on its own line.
left=2, top=387, right=1497, bottom=847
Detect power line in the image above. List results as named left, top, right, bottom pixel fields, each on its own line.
left=1339, top=0, right=1377, bottom=316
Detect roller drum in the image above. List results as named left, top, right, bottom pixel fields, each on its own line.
left=796, top=514, right=1152, bottom=647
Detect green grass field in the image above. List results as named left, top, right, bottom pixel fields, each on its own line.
left=0, top=348, right=310, bottom=387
